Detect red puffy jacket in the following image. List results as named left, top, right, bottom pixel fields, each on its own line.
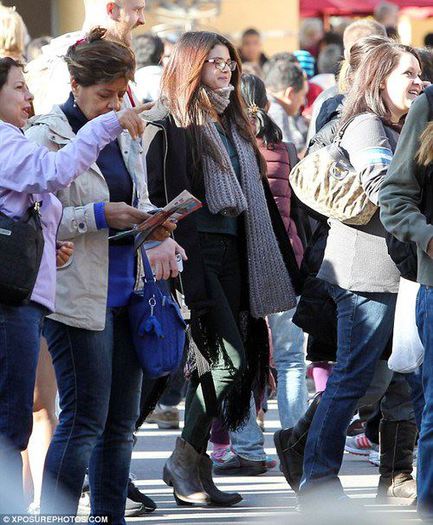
left=258, top=138, right=304, bottom=268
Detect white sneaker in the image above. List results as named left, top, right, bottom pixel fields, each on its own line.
left=27, top=502, right=40, bottom=515
left=345, top=433, right=379, bottom=456
left=368, top=448, right=380, bottom=466
left=77, top=491, right=90, bottom=516
left=368, top=445, right=417, bottom=467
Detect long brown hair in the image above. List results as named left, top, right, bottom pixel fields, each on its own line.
left=339, top=40, right=420, bottom=130
left=338, top=35, right=390, bottom=93
left=160, top=31, right=266, bottom=174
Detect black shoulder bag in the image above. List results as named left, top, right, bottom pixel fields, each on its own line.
left=0, top=200, right=45, bottom=305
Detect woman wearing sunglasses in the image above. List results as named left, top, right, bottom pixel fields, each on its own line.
left=146, top=31, right=298, bottom=507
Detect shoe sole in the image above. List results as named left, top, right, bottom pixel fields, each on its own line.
left=376, top=495, right=417, bottom=506
left=213, top=466, right=267, bottom=476
left=125, top=504, right=155, bottom=517
left=176, top=494, right=244, bottom=507
left=274, top=430, right=300, bottom=493
left=157, top=421, right=180, bottom=429
left=78, top=504, right=154, bottom=518
left=344, top=446, right=372, bottom=456
left=146, top=420, right=179, bottom=429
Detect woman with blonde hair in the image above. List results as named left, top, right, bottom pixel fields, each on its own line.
left=0, top=3, right=26, bottom=62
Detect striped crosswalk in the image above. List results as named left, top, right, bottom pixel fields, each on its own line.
left=128, top=400, right=421, bottom=524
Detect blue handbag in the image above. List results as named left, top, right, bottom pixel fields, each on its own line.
left=128, top=246, right=186, bottom=378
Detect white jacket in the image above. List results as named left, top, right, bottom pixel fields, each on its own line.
left=25, top=32, right=83, bottom=115
left=134, top=65, right=163, bottom=103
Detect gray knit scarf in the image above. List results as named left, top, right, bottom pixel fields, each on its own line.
left=202, top=85, right=296, bottom=318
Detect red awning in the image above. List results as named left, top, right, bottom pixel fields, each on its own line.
left=301, top=0, right=433, bottom=18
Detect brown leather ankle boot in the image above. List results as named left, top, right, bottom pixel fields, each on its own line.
left=198, top=454, right=242, bottom=506
left=376, top=419, right=417, bottom=505
left=163, top=437, right=210, bottom=505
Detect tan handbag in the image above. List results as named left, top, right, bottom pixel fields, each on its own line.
left=289, top=117, right=377, bottom=226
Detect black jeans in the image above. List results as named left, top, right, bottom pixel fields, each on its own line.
left=182, top=233, right=246, bottom=452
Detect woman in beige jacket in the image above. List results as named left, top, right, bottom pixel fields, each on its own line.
left=25, top=29, right=184, bottom=521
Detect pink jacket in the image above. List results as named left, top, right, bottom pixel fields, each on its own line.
left=258, top=139, right=304, bottom=268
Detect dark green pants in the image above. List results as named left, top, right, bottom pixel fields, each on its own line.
left=182, top=233, right=246, bottom=452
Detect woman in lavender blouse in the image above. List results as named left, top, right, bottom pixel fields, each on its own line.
left=0, top=56, right=146, bottom=512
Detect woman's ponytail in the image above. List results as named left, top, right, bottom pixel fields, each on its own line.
left=241, top=73, right=283, bottom=148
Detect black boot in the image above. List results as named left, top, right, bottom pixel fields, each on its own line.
left=273, top=393, right=322, bottom=492
left=199, top=454, right=243, bottom=506
left=376, top=419, right=417, bottom=505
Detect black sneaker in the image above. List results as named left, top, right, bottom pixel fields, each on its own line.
left=127, top=479, right=157, bottom=513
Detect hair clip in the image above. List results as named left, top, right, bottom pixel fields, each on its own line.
left=248, top=103, right=260, bottom=116
left=73, top=38, right=88, bottom=48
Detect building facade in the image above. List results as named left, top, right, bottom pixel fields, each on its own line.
left=7, top=0, right=300, bottom=55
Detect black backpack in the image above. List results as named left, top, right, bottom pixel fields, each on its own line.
left=385, top=85, right=433, bottom=282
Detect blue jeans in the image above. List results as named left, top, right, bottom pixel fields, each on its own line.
left=41, top=308, right=142, bottom=524
left=230, top=394, right=266, bottom=461
left=406, top=366, right=424, bottom=431
left=300, top=284, right=396, bottom=496
left=268, top=307, right=308, bottom=429
left=0, top=301, right=47, bottom=512
left=415, top=286, right=433, bottom=520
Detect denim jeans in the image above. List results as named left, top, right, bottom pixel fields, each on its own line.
left=405, top=366, right=424, bottom=430
left=0, top=301, right=47, bottom=512
left=41, top=308, right=142, bottom=524
left=268, top=307, right=308, bottom=429
left=300, top=284, right=397, bottom=496
left=230, top=394, right=266, bottom=461
left=381, top=372, right=416, bottom=421
left=415, top=285, right=433, bottom=520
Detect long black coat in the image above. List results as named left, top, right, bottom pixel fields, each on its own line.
left=145, top=115, right=302, bottom=428
left=146, top=115, right=302, bottom=313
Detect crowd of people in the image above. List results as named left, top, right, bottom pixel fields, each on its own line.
left=1, top=0, right=433, bottom=523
